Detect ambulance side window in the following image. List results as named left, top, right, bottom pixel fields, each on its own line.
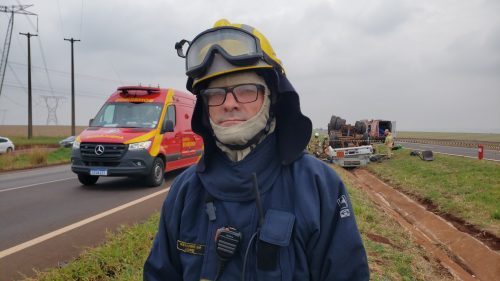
left=163, top=105, right=176, bottom=131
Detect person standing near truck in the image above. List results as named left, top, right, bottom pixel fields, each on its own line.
left=143, top=19, right=369, bottom=281
left=384, top=129, right=394, bottom=158
left=308, top=132, right=320, bottom=156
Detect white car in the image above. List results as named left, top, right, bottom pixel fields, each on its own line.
left=0, top=137, right=15, bottom=154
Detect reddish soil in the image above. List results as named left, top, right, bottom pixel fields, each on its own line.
left=365, top=232, right=401, bottom=250
left=415, top=197, right=500, bottom=251
left=349, top=169, right=500, bottom=281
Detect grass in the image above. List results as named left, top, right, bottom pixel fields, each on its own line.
left=397, top=131, right=500, bottom=142
left=0, top=148, right=71, bottom=171
left=7, top=136, right=64, bottom=146
left=21, top=166, right=453, bottom=281
left=22, top=214, right=159, bottom=281
left=332, top=166, right=453, bottom=281
left=366, top=146, right=500, bottom=236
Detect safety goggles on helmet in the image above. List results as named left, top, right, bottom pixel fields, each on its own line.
left=176, top=27, right=265, bottom=79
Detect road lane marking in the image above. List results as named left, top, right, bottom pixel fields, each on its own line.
left=0, top=178, right=76, bottom=193
left=419, top=145, right=436, bottom=149
left=0, top=186, right=170, bottom=259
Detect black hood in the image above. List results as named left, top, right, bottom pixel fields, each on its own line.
left=190, top=69, right=312, bottom=171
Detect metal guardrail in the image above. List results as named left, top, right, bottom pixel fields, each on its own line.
left=396, top=137, right=500, bottom=151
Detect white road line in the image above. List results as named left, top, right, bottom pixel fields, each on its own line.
left=0, top=186, right=170, bottom=259
left=0, top=178, right=76, bottom=193
left=419, top=145, right=436, bottom=149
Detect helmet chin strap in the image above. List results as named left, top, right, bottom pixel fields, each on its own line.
left=213, top=110, right=274, bottom=151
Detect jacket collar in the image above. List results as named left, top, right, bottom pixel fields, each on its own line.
left=196, top=133, right=283, bottom=202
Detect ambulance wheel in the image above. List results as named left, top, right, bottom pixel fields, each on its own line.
left=146, top=157, right=164, bottom=187
left=78, top=174, right=99, bottom=185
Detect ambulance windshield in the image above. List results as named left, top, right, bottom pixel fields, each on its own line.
left=91, top=102, right=164, bottom=129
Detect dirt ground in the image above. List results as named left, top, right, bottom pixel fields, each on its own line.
left=350, top=169, right=500, bottom=281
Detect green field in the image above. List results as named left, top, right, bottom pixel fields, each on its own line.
left=397, top=131, right=500, bottom=142
left=7, top=136, right=63, bottom=146
left=367, top=146, right=500, bottom=237
left=23, top=166, right=452, bottom=281
left=0, top=148, right=71, bottom=171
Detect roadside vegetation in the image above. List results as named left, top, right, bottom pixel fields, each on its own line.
left=333, top=166, right=453, bottom=281
left=22, top=165, right=453, bottom=281
left=0, top=147, right=71, bottom=171
left=367, top=147, right=500, bottom=237
left=7, top=136, right=63, bottom=146
left=22, top=215, right=158, bottom=281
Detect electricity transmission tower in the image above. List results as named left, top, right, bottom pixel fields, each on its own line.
left=0, top=5, right=37, bottom=98
left=40, top=95, right=65, bottom=125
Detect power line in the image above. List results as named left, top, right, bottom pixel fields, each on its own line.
left=56, top=0, right=65, bottom=37
left=15, top=0, right=55, bottom=97
left=7, top=61, right=134, bottom=84
left=7, top=63, right=42, bottom=107
left=3, top=82, right=107, bottom=99
left=1, top=93, right=26, bottom=107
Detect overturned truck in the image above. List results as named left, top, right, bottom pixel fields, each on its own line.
left=328, top=115, right=395, bottom=148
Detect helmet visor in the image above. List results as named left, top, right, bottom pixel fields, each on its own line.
left=186, top=27, right=263, bottom=78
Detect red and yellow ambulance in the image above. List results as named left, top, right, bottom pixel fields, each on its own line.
left=71, top=86, right=203, bottom=186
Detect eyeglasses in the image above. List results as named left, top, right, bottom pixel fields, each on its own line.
left=200, top=83, right=265, bottom=106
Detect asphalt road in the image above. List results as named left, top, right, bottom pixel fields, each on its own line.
left=0, top=165, right=182, bottom=281
left=397, top=142, right=500, bottom=161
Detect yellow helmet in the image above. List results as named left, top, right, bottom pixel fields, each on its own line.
left=175, top=19, right=285, bottom=91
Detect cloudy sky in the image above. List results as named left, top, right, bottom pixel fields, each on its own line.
left=1, top=0, right=499, bottom=133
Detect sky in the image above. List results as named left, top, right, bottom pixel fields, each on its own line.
left=0, top=0, right=499, bottom=133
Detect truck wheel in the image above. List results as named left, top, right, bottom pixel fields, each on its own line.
left=146, top=157, right=164, bottom=187
left=334, top=118, right=345, bottom=130
left=330, top=115, right=337, bottom=126
left=78, top=174, right=99, bottom=185
left=328, top=115, right=337, bottom=133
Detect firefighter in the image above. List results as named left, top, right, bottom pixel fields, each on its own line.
left=320, top=135, right=330, bottom=158
left=144, top=19, right=369, bottom=281
left=308, top=132, right=320, bottom=155
left=384, top=129, right=394, bottom=158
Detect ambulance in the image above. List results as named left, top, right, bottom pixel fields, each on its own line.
left=71, top=86, right=203, bottom=187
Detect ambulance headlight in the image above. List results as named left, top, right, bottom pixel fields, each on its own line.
left=128, top=140, right=151, bottom=151
left=72, top=140, right=80, bottom=149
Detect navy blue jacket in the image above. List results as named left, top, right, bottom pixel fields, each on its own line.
left=144, top=134, right=369, bottom=280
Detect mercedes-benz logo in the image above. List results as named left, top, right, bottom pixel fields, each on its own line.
left=95, top=145, right=105, bottom=155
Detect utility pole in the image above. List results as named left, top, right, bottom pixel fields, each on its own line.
left=20, top=32, right=38, bottom=139
left=64, top=38, right=80, bottom=136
